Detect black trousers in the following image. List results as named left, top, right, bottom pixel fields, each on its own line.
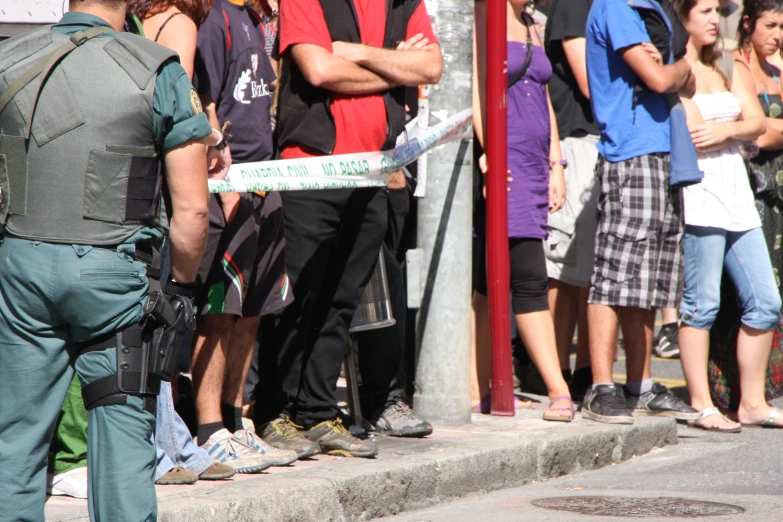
left=353, top=243, right=407, bottom=420
left=254, top=187, right=387, bottom=428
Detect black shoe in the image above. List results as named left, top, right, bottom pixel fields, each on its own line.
left=582, top=384, right=633, bottom=424
left=625, top=383, right=700, bottom=420
left=569, top=367, right=593, bottom=404
left=653, top=323, right=680, bottom=358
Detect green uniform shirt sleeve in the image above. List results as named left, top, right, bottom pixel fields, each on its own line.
left=153, top=60, right=211, bottom=152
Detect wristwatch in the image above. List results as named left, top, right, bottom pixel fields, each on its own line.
left=550, top=159, right=568, bottom=169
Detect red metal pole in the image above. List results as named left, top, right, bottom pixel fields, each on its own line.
left=485, top=0, right=514, bottom=415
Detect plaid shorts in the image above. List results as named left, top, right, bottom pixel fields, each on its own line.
left=588, top=153, right=684, bottom=309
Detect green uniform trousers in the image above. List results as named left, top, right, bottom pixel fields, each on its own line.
left=0, top=237, right=157, bottom=522
left=49, top=373, right=89, bottom=475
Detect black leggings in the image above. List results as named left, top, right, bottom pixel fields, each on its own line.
left=474, top=237, right=550, bottom=314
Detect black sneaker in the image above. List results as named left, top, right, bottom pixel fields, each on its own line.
left=625, top=383, right=700, bottom=420
left=653, top=323, right=680, bottom=358
left=582, top=384, right=633, bottom=424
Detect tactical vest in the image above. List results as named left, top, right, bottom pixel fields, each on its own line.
left=0, top=26, right=177, bottom=245
left=276, top=0, right=420, bottom=155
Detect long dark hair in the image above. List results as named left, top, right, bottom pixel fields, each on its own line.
left=672, top=0, right=722, bottom=68
left=736, top=0, right=783, bottom=50
left=130, top=0, right=213, bottom=27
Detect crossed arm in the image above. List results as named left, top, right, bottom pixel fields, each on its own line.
left=290, top=34, right=442, bottom=95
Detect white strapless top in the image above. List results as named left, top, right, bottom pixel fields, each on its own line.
left=683, top=92, right=761, bottom=231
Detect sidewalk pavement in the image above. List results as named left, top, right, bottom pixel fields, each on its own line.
left=46, top=401, right=676, bottom=522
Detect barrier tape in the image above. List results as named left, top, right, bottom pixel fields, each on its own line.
left=208, top=108, right=473, bottom=194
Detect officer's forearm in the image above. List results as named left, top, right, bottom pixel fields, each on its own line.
left=164, top=141, right=210, bottom=283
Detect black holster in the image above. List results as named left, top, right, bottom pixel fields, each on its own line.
left=81, top=286, right=195, bottom=413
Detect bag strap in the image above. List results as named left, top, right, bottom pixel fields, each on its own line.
left=508, top=13, right=534, bottom=89
left=0, top=25, right=113, bottom=140
left=155, top=12, right=186, bottom=42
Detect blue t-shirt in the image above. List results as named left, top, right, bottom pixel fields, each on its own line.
left=587, top=0, right=671, bottom=161
left=195, top=0, right=275, bottom=163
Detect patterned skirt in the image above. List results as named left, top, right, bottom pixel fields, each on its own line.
left=708, top=154, right=783, bottom=409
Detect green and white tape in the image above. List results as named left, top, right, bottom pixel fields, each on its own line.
left=208, top=108, right=472, bottom=194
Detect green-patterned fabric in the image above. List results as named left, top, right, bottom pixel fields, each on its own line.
left=708, top=93, right=783, bottom=410
left=48, top=374, right=88, bottom=475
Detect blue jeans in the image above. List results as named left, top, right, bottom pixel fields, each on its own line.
left=155, top=381, right=212, bottom=480
left=681, top=226, right=781, bottom=330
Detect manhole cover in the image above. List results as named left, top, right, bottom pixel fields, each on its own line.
left=531, top=497, right=744, bottom=518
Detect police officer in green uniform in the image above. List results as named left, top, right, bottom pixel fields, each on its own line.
left=0, top=1, right=211, bottom=521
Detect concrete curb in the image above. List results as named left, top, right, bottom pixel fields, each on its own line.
left=153, top=417, right=676, bottom=522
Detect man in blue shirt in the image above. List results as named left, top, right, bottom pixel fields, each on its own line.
left=582, top=0, right=700, bottom=424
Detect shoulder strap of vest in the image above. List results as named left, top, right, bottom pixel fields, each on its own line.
left=0, top=25, right=112, bottom=141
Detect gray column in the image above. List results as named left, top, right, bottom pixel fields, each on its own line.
left=413, top=0, right=473, bottom=425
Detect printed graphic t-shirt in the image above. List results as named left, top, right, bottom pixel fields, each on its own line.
left=545, top=0, right=598, bottom=139
left=195, top=0, right=276, bottom=162
left=586, top=0, right=671, bottom=161
left=279, top=0, right=437, bottom=159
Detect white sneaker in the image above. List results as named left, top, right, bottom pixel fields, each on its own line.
left=47, top=467, right=88, bottom=499
left=200, top=428, right=273, bottom=473
left=233, top=418, right=298, bottom=466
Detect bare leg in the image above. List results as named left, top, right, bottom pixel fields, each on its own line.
left=574, top=287, right=591, bottom=370
left=736, top=325, right=782, bottom=425
left=587, top=303, right=619, bottom=384
left=679, top=325, right=740, bottom=429
left=548, top=280, right=580, bottom=370
left=515, top=310, right=571, bottom=418
left=661, top=307, right=679, bottom=325
left=222, top=316, right=261, bottom=408
left=620, top=307, right=655, bottom=383
left=192, top=314, right=235, bottom=425
left=470, top=292, right=492, bottom=407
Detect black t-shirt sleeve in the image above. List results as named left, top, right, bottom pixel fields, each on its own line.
left=547, top=0, right=591, bottom=42
left=194, top=16, right=229, bottom=103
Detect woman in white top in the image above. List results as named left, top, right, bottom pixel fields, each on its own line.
left=673, top=0, right=783, bottom=430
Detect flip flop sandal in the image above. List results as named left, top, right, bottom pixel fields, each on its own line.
left=543, top=395, right=574, bottom=422
left=47, top=467, right=88, bottom=499
left=742, top=406, right=783, bottom=429
left=690, top=407, right=741, bottom=433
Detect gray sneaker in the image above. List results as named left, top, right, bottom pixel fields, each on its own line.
left=258, top=414, right=320, bottom=459
left=200, top=428, right=273, bottom=473
left=625, top=383, right=700, bottom=420
left=372, top=400, right=433, bottom=438
left=233, top=419, right=298, bottom=466
left=303, top=418, right=379, bottom=458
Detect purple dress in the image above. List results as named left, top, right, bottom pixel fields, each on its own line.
left=507, top=43, right=552, bottom=239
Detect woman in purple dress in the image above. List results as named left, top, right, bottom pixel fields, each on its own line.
left=473, top=0, right=573, bottom=421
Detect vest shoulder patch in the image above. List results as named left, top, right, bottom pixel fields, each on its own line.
left=0, top=27, right=54, bottom=75
left=104, top=33, right=178, bottom=90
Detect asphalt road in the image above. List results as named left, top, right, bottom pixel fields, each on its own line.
left=380, top=324, right=783, bottom=522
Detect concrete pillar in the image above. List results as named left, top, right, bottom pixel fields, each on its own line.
left=413, top=0, right=473, bottom=425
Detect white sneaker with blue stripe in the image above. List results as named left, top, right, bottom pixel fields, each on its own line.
left=234, top=418, right=298, bottom=466
left=200, top=428, right=273, bottom=473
